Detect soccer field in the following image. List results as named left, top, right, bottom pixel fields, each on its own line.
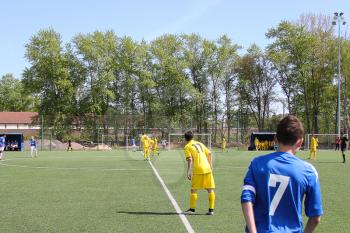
left=0, top=149, right=349, bottom=233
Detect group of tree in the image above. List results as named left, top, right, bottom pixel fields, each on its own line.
left=1, top=13, right=350, bottom=142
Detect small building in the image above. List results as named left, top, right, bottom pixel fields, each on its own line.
left=0, top=112, right=39, bottom=137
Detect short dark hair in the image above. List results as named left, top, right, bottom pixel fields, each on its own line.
left=184, top=131, right=194, bottom=141
left=276, top=115, right=304, bottom=146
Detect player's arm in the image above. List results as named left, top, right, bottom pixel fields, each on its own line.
left=241, top=202, right=257, bottom=233
left=241, top=161, right=257, bottom=233
left=186, top=157, right=192, bottom=180
left=303, top=216, right=321, bottom=233
left=185, top=148, right=192, bottom=180
left=204, top=147, right=213, bottom=170
left=304, top=166, right=323, bottom=233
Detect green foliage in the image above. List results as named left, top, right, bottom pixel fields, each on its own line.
left=2, top=13, right=350, bottom=141
left=0, top=74, right=34, bottom=111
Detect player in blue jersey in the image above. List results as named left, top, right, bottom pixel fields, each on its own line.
left=0, top=134, right=6, bottom=160
left=131, top=138, right=137, bottom=152
left=241, top=115, right=323, bottom=233
left=29, top=136, right=38, bottom=158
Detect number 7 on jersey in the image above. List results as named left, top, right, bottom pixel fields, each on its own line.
left=268, top=174, right=290, bottom=216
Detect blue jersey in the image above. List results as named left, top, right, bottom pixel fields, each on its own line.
left=30, top=139, right=36, bottom=147
left=0, top=136, right=5, bottom=147
left=131, top=138, right=135, bottom=146
left=241, top=152, right=323, bottom=233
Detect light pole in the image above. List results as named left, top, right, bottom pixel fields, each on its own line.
left=332, top=12, right=346, bottom=136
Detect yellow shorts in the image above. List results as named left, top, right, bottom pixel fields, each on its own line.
left=191, top=173, right=215, bottom=190
left=143, top=147, right=150, bottom=155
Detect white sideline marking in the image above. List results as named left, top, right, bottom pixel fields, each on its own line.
left=148, top=159, right=195, bottom=233
left=0, top=162, right=152, bottom=171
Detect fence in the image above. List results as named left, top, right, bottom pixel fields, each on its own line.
left=32, top=114, right=255, bottom=150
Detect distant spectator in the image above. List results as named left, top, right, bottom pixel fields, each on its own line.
left=67, top=139, right=73, bottom=151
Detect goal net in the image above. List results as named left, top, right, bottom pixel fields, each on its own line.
left=168, top=133, right=212, bottom=151
left=305, top=134, right=345, bottom=150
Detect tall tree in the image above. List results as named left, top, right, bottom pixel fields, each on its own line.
left=23, top=28, right=75, bottom=139
left=236, top=44, right=276, bottom=130
left=216, top=35, right=240, bottom=142
left=181, top=34, right=210, bottom=133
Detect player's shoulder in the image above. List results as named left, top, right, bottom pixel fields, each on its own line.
left=301, top=160, right=319, bottom=178
left=184, top=140, right=193, bottom=149
left=251, top=151, right=280, bottom=163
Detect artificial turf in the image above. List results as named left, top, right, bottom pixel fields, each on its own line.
left=0, top=149, right=349, bottom=232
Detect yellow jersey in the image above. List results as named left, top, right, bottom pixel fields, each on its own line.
left=184, top=140, right=212, bottom=174
left=310, top=137, right=318, bottom=148
left=142, top=135, right=150, bottom=148
left=153, top=138, right=158, bottom=149
left=222, top=138, right=226, bottom=147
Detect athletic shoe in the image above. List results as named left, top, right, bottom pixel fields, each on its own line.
left=184, top=208, right=195, bottom=214
left=206, top=209, right=214, bottom=216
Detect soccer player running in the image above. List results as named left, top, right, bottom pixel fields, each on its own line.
left=241, top=115, right=323, bottom=233
left=0, top=134, right=6, bottom=160
left=184, top=131, right=215, bottom=215
left=341, top=134, right=348, bottom=163
left=29, top=136, right=38, bottom=158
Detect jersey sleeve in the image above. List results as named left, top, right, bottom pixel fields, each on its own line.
left=304, top=167, right=323, bottom=217
left=204, top=145, right=211, bottom=157
left=241, top=161, right=256, bottom=203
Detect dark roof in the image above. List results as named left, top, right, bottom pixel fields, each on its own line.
left=0, top=112, right=38, bottom=124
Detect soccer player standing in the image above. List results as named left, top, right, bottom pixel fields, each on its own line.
left=241, top=115, right=323, bottom=233
left=335, top=136, right=340, bottom=151
left=254, top=137, right=259, bottom=151
left=29, top=136, right=38, bottom=158
left=184, top=131, right=215, bottom=215
left=141, top=134, right=150, bottom=160
left=341, top=134, right=348, bottom=163
left=130, top=138, right=137, bottom=152
left=309, top=134, right=318, bottom=160
left=152, top=137, right=159, bottom=156
left=222, top=137, right=227, bottom=152
left=0, top=134, right=6, bottom=160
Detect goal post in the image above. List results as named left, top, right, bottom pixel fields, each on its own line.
left=168, top=133, right=212, bottom=151
left=39, top=132, right=52, bottom=151
left=306, top=134, right=345, bottom=150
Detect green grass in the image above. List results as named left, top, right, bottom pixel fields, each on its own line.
left=0, top=149, right=349, bottom=232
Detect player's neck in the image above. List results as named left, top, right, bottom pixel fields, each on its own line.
left=277, top=144, right=297, bottom=155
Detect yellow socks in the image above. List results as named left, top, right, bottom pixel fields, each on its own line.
left=209, top=192, right=215, bottom=209
left=190, top=193, right=198, bottom=209
left=189, top=192, right=215, bottom=210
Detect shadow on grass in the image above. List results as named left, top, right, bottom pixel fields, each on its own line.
left=117, top=211, right=205, bottom=216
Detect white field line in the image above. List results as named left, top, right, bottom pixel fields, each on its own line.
left=0, top=162, right=152, bottom=171
left=148, top=159, right=195, bottom=233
